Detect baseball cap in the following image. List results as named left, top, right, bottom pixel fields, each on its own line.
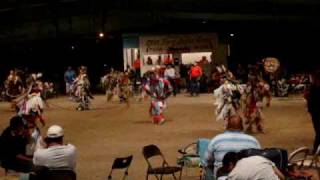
left=47, top=125, right=64, bottom=138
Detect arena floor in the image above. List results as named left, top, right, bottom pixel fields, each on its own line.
left=0, top=94, right=317, bottom=179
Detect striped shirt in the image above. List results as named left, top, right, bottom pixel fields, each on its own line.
left=204, top=131, right=261, bottom=176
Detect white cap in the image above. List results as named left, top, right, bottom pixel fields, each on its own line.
left=47, top=125, right=64, bottom=138
left=36, top=73, right=43, bottom=78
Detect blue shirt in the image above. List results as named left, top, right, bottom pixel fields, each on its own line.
left=204, top=131, right=261, bottom=176
left=64, top=70, right=76, bottom=83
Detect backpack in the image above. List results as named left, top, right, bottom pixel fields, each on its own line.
left=239, top=148, right=288, bottom=172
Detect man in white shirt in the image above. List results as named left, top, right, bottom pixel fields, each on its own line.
left=164, top=65, right=176, bottom=96
left=228, top=155, right=285, bottom=180
left=33, top=125, right=77, bottom=170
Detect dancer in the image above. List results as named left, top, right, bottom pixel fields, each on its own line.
left=74, top=66, right=92, bottom=111
left=117, top=72, right=133, bottom=106
left=101, top=69, right=118, bottom=102
left=144, top=68, right=173, bottom=124
left=243, top=77, right=271, bottom=133
left=213, top=66, right=244, bottom=127
left=4, top=70, right=24, bottom=100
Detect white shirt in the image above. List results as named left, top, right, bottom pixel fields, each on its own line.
left=228, top=156, right=279, bottom=180
left=33, top=144, right=77, bottom=170
left=164, top=68, right=175, bottom=79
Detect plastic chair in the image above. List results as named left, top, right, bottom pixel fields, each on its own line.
left=177, top=142, right=200, bottom=176
left=142, top=144, right=182, bottom=180
left=107, top=155, right=133, bottom=180
left=197, top=138, right=210, bottom=180
left=288, top=147, right=310, bottom=169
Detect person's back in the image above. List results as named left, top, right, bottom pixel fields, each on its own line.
left=228, top=156, right=280, bottom=180
left=205, top=131, right=260, bottom=173
left=33, top=125, right=77, bottom=170
left=204, top=115, right=261, bottom=177
left=33, top=144, right=76, bottom=170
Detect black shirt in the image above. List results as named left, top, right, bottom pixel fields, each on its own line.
left=0, top=127, right=28, bottom=163
left=307, top=85, right=320, bottom=115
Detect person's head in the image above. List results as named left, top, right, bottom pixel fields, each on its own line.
left=9, top=116, right=25, bottom=136
left=67, top=66, right=72, bottom=71
left=45, top=125, right=64, bottom=146
left=222, top=152, right=240, bottom=172
left=226, top=115, right=243, bottom=131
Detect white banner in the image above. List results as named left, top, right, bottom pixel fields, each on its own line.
left=139, top=33, right=218, bottom=55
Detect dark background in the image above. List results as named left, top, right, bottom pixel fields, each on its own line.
left=1, top=0, right=320, bottom=88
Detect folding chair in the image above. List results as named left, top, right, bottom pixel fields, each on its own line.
left=142, top=144, right=182, bottom=180
left=177, top=142, right=200, bottom=176
left=288, top=146, right=310, bottom=169
left=107, top=155, right=133, bottom=180
left=197, top=138, right=210, bottom=180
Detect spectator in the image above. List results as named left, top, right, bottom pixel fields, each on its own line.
left=64, top=66, right=76, bottom=97
left=146, top=56, right=153, bottom=65
left=164, top=55, right=173, bottom=66
left=228, top=155, right=285, bottom=180
left=33, top=125, right=77, bottom=170
left=306, top=70, right=320, bottom=153
left=164, top=65, right=177, bottom=96
left=133, top=55, right=141, bottom=78
left=204, top=115, right=261, bottom=177
left=216, top=152, right=239, bottom=180
left=189, top=62, right=203, bottom=96
left=156, top=55, right=162, bottom=65
left=0, top=116, right=33, bottom=172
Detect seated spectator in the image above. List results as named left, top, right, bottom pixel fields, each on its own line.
left=228, top=155, right=285, bottom=180
left=0, top=116, right=33, bottom=172
left=216, top=152, right=239, bottom=180
left=33, top=125, right=77, bottom=170
left=204, top=115, right=261, bottom=177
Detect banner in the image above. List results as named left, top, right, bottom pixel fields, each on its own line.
left=139, top=33, right=218, bottom=55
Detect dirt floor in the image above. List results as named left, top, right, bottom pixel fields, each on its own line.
left=0, top=94, right=317, bottom=179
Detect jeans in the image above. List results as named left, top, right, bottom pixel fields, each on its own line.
left=190, top=77, right=200, bottom=96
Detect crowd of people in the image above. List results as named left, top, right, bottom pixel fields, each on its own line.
left=0, top=115, right=76, bottom=179
left=1, top=58, right=320, bottom=180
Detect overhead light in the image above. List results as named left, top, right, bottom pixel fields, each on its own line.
left=230, top=33, right=234, bottom=37
left=202, top=20, right=207, bottom=24
left=99, top=32, right=104, bottom=38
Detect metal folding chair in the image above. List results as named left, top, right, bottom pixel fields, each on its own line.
left=143, top=144, right=182, bottom=180
left=107, top=155, right=133, bottom=180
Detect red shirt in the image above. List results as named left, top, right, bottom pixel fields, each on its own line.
left=133, top=59, right=141, bottom=70
left=164, top=58, right=173, bottom=65
left=190, top=65, right=203, bottom=78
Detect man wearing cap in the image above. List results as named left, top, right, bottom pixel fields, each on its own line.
left=33, top=125, right=77, bottom=170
